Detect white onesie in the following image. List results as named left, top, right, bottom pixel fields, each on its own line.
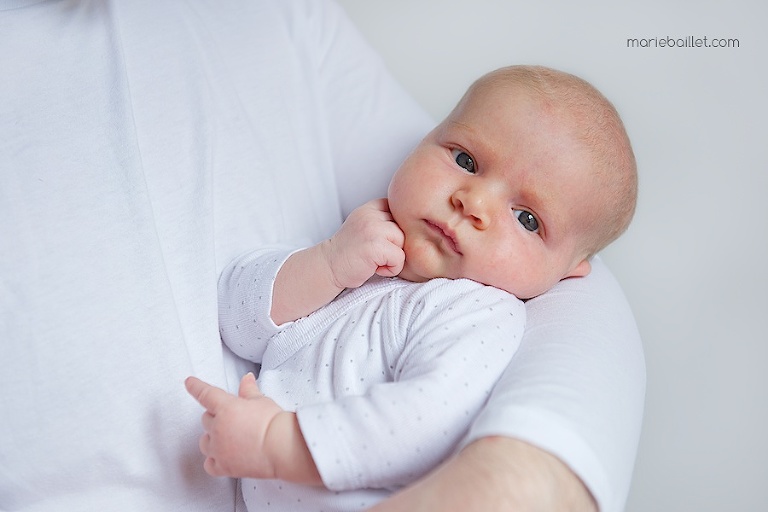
left=219, top=248, right=525, bottom=511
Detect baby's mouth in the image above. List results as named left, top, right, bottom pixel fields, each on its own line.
left=425, top=220, right=461, bottom=254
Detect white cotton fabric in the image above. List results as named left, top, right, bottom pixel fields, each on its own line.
left=0, top=1, right=645, bottom=511
left=218, top=248, right=525, bottom=511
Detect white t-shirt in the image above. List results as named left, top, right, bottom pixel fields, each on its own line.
left=218, top=248, right=525, bottom=510
left=0, top=1, right=645, bottom=512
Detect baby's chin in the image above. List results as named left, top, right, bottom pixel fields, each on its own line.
left=492, top=277, right=559, bottom=301
left=398, top=240, right=458, bottom=283
left=395, top=262, right=430, bottom=284
left=397, top=253, right=456, bottom=284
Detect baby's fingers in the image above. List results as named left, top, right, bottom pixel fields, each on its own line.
left=203, top=455, right=224, bottom=477
left=238, top=372, right=263, bottom=400
left=375, top=243, right=406, bottom=277
left=185, top=376, right=231, bottom=414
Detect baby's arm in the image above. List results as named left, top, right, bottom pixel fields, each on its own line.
left=185, top=373, right=322, bottom=485
left=271, top=198, right=404, bottom=324
left=297, top=281, right=526, bottom=491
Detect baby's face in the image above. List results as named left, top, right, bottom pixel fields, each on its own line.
left=388, top=85, right=596, bottom=299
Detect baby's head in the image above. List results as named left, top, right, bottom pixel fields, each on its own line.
left=387, top=65, right=637, bottom=299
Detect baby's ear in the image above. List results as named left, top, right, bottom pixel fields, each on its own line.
left=565, top=258, right=591, bottom=279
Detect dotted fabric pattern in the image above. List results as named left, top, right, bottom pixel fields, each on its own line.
left=219, top=248, right=525, bottom=510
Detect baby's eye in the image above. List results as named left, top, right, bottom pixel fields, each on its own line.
left=513, top=210, right=539, bottom=232
left=451, top=149, right=476, bottom=174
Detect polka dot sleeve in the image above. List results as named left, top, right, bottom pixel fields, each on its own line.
left=218, top=247, right=299, bottom=363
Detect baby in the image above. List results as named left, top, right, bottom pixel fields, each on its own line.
left=186, top=65, right=637, bottom=511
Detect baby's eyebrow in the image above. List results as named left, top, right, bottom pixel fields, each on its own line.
left=442, top=120, right=476, bottom=140
left=447, top=120, right=473, bottom=132
left=442, top=121, right=495, bottom=159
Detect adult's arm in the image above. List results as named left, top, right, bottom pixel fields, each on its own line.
left=369, top=436, right=596, bottom=512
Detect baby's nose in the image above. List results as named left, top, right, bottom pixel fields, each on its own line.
left=451, top=187, right=492, bottom=229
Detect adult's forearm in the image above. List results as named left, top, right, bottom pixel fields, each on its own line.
left=368, top=436, right=597, bottom=512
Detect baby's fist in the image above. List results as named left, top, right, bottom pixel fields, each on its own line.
left=325, top=198, right=405, bottom=288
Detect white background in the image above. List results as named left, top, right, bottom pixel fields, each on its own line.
left=337, top=1, right=768, bottom=511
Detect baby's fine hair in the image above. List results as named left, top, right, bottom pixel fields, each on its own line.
left=465, top=65, right=638, bottom=256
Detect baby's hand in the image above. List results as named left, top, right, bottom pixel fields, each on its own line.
left=185, top=373, right=283, bottom=479
left=322, top=198, right=405, bottom=289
